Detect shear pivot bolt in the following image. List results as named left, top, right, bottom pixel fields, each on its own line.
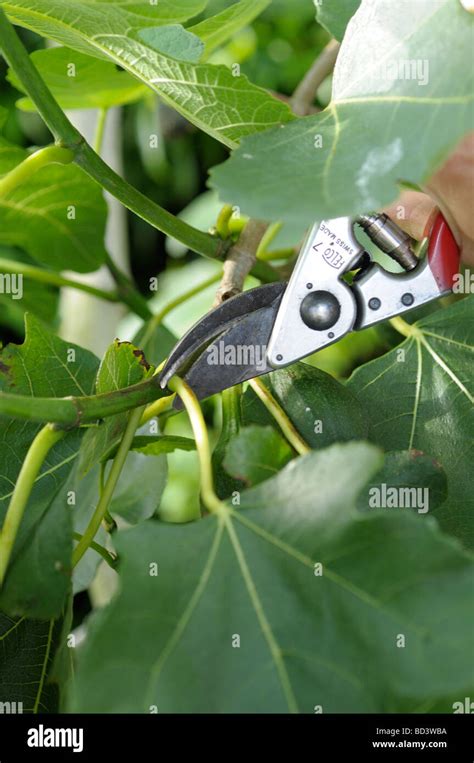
left=300, top=290, right=340, bottom=331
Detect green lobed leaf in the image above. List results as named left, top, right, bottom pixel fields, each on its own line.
left=132, top=322, right=178, bottom=368
left=84, top=0, right=209, bottom=21
left=73, top=448, right=174, bottom=592
left=0, top=138, right=107, bottom=272
left=242, top=362, right=368, bottom=447
left=211, top=0, right=474, bottom=223
left=70, top=442, right=474, bottom=712
left=8, top=47, right=147, bottom=111
left=0, top=477, right=74, bottom=619
left=189, top=0, right=271, bottom=57
left=128, top=434, right=196, bottom=457
left=0, top=314, right=99, bottom=617
left=74, top=445, right=169, bottom=538
left=103, top=434, right=197, bottom=463
left=137, top=25, right=204, bottom=63
left=348, top=298, right=474, bottom=546
left=0, top=314, right=98, bottom=399
left=48, top=596, right=74, bottom=709
left=0, top=137, right=24, bottom=174
left=3, top=0, right=293, bottom=147
left=316, top=0, right=361, bottom=41
left=223, top=424, right=293, bottom=487
left=0, top=614, right=65, bottom=712
left=357, top=450, right=448, bottom=515
left=109, top=449, right=168, bottom=525
left=78, top=339, right=153, bottom=476
left=1, top=0, right=208, bottom=55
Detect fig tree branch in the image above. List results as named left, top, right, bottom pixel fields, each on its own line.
left=291, top=39, right=340, bottom=116
left=214, top=219, right=269, bottom=305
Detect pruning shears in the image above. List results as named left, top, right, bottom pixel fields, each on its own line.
left=159, top=212, right=460, bottom=400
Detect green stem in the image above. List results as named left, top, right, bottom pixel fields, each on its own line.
left=103, top=511, right=117, bottom=533
left=0, top=376, right=166, bottom=426
left=390, top=315, right=420, bottom=338
left=76, top=145, right=226, bottom=259
left=0, top=8, right=225, bottom=260
left=0, top=257, right=119, bottom=303
left=140, top=393, right=174, bottom=426
left=247, top=258, right=280, bottom=283
left=72, top=405, right=144, bottom=566
left=211, top=385, right=242, bottom=498
left=168, top=376, right=224, bottom=515
left=249, top=378, right=310, bottom=456
left=0, top=146, right=146, bottom=320
left=94, top=108, right=108, bottom=154
left=256, top=222, right=282, bottom=259
left=0, top=145, right=73, bottom=197
left=215, top=204, right=234, bottom=239
left=140, top=271, right=222, bottom=350
left=221, top=386, right=242, bottom=440
left=258, top=247, right=296, bottom=262
left=0, top=424, right=66, bottom=585
left=104, top=253, right=153, bottom=321
left=156, top=272, right=222, bottom=324
left=99, top=463, right=117, bottom=532
left=73, top=532, right=117, bottom=569
left=99, top=461, right=106, bottom=495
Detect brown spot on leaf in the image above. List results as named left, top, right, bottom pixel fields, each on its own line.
left=409, top=449, right=425, bottom=459
left=115, top=340, right=151, bottom=371
left=133, top=348, right=150, bottom=371
left=409, top=449, right=442, bottom=470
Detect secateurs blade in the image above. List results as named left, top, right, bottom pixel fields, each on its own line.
left=159, top=212, right=460, bottom=401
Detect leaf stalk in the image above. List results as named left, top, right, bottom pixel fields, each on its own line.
left=72, top=405, right=145, bottom=567
left=0, top=424, right=66, bottom=586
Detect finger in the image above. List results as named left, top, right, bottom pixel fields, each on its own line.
left=382, top=190, right=439, bottom=241
left=426, top=132, right=474, bottom=249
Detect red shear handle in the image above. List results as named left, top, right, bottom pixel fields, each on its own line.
left=427, top=212, right=461, bottom=292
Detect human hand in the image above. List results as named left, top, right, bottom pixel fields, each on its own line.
left=383, top=133, right=474, bottom=266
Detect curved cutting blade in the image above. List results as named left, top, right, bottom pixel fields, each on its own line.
left=159, top=282, right=286, bottom=391
left=181, top=297, right=282, bottom=401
